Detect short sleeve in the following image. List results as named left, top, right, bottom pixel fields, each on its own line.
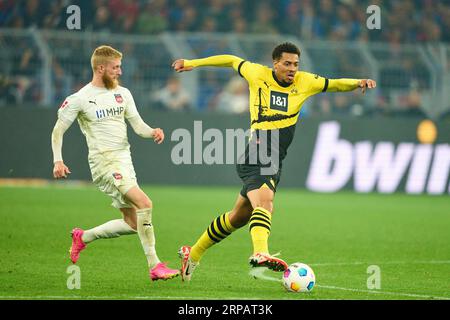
left=300, top=72, right=328, bottom=95
left=57, top=94, right=82, bottom=125
left=124, top=89, right=140, bottom=119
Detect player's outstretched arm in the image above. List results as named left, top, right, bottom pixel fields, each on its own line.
left=172, top=55, right=243, bottom=73
left=51, top=119, right=72, bottom=179
left=327, top=78, right=376, bottom=93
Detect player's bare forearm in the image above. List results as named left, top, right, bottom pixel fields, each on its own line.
left=172, top=55, right=242, bottom=72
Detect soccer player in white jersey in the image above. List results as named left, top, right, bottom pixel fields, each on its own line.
left=51, top=45, right=179, bottom=281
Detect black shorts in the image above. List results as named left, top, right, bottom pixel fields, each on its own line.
left=236, top=163, right=282, bottom=198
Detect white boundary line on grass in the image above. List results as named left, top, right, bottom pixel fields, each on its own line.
left=0, top=295, right=296, bottom=300
left=2, top=261, right=448, bottom=300
left=249, top=264, right=450, bottom=300
left=0, top=295, right=256, bottom=300
left=309, top=260, right=450, bottom=267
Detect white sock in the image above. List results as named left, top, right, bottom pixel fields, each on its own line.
left=136, top=208, right=161, bottom=269
left=82, top=219, right=136, bottom=243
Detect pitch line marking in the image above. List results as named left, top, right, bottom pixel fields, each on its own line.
left=249, top=267, right=450, bottom=300
left=309, top=260, right=450, bottom=267
left=0, top=295, right=269, bottom=300
left=2, top=261, right=448, bottom=300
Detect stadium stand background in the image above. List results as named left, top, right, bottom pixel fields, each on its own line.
left=0, top=1, right=449, bottom=194
left=0, top=0, right=449, bottom=120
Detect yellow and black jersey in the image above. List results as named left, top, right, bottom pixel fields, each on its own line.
left=184, top=55, right=360, bottom=163
left=237, top=61, right=327, bottom=131
left=237, top=60, right=330, bottom=162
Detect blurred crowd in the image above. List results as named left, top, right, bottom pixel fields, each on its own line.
left=1, top=0, right=450, bottom=43
left=1, top=0, right=449, bottom=119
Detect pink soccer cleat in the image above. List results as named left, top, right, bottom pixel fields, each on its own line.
left=150, top=262, right=180, bottom=281
left=69, top=228, right=86, bottom=264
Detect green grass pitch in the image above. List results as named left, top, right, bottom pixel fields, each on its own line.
left=0, top=184, right=449, bottom=300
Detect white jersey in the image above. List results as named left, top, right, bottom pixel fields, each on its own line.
left=57, top=83, right=140, bottom=156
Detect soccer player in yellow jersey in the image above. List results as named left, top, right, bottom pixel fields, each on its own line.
left=52, top=45, right=180, bottom=281
left=172, top=42, right=376, bottom=281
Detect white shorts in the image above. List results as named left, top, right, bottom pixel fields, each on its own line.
left=89, top=150, right=138, bottom=209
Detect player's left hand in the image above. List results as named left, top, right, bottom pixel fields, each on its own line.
left=359, top=79, right=376, bottom=94
left=152, top=128, right=164, bottom=144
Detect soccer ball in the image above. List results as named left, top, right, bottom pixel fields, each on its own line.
left=282, top=262, right=315, bottom=293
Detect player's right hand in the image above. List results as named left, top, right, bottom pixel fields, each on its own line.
left=359, top=79, right=377, bottom=94
left=172, top=59, right=193, bottom=73
left=53, top=161, right=71, bottom=179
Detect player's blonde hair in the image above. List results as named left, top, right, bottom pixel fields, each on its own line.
left=91, top=45, right=122, bottom=72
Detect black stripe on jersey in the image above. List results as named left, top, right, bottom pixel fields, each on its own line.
left=252, top=88, right=299, bottom=125
left=238, top=61, right=246, bottom=78
left=272, top=71, right=291, bottom=88
left=252, top=111, right=299, bottom=125
left=322, top=78, right=329, bottom=92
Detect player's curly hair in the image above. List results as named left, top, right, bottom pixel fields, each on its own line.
left=272, top=42, right=301, bottom=61
left=91, top=45, right=122, bottom=71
